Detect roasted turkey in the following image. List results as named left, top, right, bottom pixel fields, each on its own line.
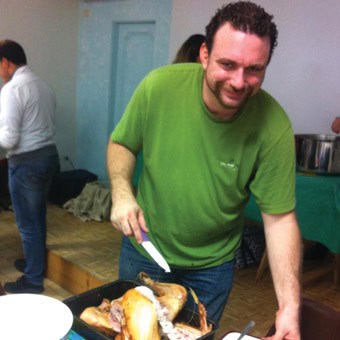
left=138, top=272, right=187, bottom=321
left=79, top=272, right=212, bottom=339
left=115, top=287, right=160, bottom=340
left=80, top=298, right=116, bottom=337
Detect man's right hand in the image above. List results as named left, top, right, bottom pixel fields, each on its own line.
left=107, top=141, right=147, bottom=243
left=110, top=197, right=148, bottom=244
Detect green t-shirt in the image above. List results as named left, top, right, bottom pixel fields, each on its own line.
left=111, top=63, right=296, bottom=269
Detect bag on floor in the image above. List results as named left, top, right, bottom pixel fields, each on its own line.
left=48, top=169, right=98, bottom=205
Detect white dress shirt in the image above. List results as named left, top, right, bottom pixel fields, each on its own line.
left=0, top=66, right=56, bottom=157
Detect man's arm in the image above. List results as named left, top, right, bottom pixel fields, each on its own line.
left=0, top=87, right=22, bottom=149
left=106, top=140, right=147, bottom=243
left=262, top=210, right=302, bottom=340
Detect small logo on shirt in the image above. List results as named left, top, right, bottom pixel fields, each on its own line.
left=218, top=160, right=238, bottom=171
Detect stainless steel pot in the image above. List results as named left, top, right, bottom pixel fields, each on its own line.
left=295, top=134, right=340, bottom=174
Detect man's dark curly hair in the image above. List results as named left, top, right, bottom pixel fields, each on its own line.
left=205, top=1, right=278, bottom=63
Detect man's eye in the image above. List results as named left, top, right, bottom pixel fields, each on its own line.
left=247, top=66, right=263, bottom=74
left=221, top=62, right=234, bottom=70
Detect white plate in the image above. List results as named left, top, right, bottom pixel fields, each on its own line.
left=221, top=331, right=259, bottom=339
left=0, top=293, right=73, bottom=340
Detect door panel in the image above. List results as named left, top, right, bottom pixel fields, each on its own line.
left=110, top=22, right=155, bottom=128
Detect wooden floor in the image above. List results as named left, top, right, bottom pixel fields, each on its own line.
left=1, top=204, right=339, bottom=339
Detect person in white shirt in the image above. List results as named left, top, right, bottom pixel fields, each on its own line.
left=0, top=40, right=59, bottom=293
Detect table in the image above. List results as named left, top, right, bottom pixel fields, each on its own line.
left=244, top=172, right=340, bottom=283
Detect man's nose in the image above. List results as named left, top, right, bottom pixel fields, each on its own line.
left=230, top=69, right=246, bottom=91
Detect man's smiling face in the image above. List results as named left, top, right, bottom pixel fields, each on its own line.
left=200, top=23, right=271, bottom=119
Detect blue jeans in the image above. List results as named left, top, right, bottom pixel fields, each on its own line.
left=8, top=148, right=59, bottom=286
left=119, top=236, right=235, bottom=326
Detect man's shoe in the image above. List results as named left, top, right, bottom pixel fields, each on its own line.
left=14, top=258, right=26, bottom=273
left=3, top=276, right=44, bottom=294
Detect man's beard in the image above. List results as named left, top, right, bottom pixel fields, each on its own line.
left=210, top=81, right=252, bottom=111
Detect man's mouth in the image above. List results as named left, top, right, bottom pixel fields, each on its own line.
left=224, top=89, right=246, bottom=101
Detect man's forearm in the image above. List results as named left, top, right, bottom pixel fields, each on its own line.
left=107, top=140, right=147, bottom=241
left=262, top=211, right=302, bottom=310
left=106, top=140, right=137, bottom=204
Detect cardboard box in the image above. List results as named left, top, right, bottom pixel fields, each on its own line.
left=64, top=280, right=217, bottom=340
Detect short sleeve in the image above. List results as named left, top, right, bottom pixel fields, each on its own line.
left=249, top=126, right=296, bottom=214
left=110, top=78, right=148, bottom=154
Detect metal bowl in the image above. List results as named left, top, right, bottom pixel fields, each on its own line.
left=295, top=134, right=340, bottom=174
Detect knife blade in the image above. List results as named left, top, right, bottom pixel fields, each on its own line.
left=141, top=230, right=171, bottom=273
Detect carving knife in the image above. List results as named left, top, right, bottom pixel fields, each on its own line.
left=141, top=230, right=171, bottom=273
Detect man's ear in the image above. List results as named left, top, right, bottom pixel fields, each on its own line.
left=199, top=42, right=209, bottom=69
left=0, top=58, right=10, bottom=68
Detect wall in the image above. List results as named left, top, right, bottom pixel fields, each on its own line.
left=0, top=0, right=79, bottom=169
left=2, top=1, right=336, bottom=180
left=170, top=0, right=340, bottom=134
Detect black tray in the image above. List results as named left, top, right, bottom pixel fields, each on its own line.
left=63, top=280, right=217, bottom=340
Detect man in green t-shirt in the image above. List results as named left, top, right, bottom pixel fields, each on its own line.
left=107, top=1, right=301, bottom=338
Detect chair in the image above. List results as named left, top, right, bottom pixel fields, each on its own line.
left=266, top=298, right=340, bottom=340
left=257, top=247, right=340, bottom=285
left=255, top=249, right=268, bottom=281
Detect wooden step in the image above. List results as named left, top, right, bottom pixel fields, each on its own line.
left=46, top=251, right=106, bottom=294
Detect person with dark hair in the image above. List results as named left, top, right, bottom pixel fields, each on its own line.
left=0, top=40, right=27, bottom=69
left=0, top=40, right=59, bottom=294
left=204, top=1, right=278, bottom=63
left=107, top=2, right=301, bottom=338
left=172, top=34, right=205, bottom=63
